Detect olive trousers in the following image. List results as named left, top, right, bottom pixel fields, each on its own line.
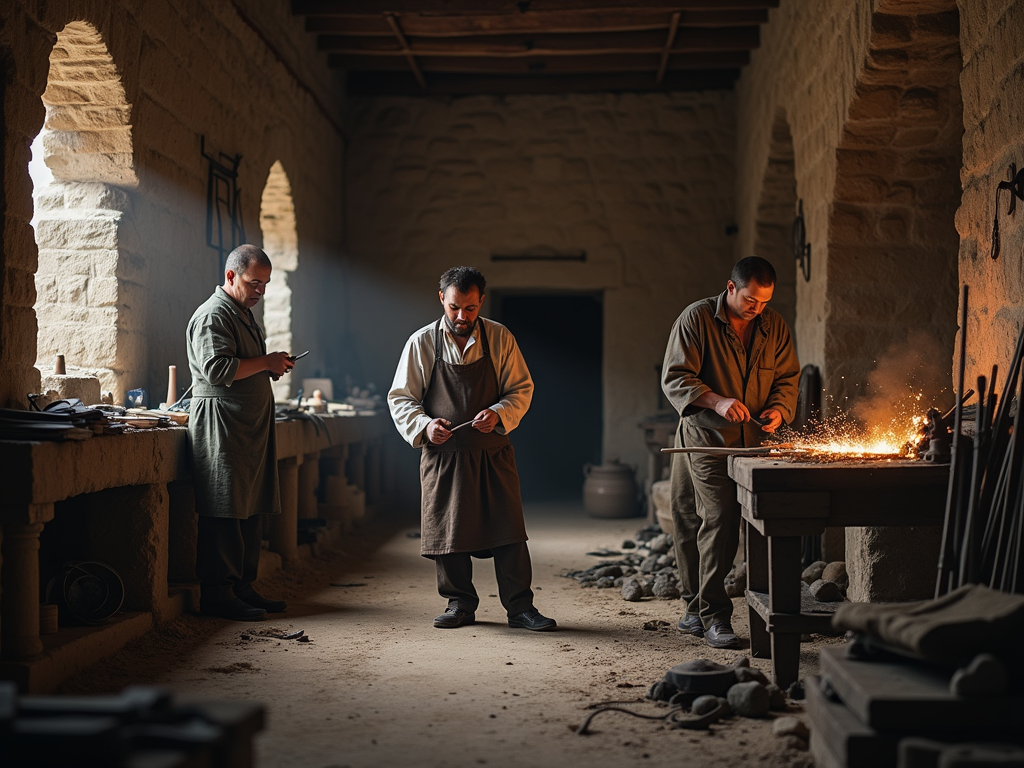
left=670, top=444, right=741, bottom=628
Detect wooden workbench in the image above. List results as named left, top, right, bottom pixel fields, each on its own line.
left=727, top=456, right=950, bottom=688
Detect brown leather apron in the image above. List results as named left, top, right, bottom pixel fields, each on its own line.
left=419, top=318, right=528, bottom=557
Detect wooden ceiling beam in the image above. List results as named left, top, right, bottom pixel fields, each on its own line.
left=293, top=1, right=777, bottom=14
left=346, top=68, right=741, bottom=96
left=384, top=12, right=427, bottom=88
left=302, top=8, right=768, bottom=36
left=316, top=27, right=759, bottom=55
left=329, top=50, right=749, bottom=73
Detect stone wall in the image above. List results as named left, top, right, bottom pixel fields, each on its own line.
left=737, top=0, right=962, bottom=414
left=1, top=0, right=347, bottom=408
left=956, top=0, right=1024, bottom=382
left=345, top=92, right=738, bottom=476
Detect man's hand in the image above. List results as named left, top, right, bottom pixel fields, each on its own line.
left=266, top=351, right=295, bottom=377
left=470, top=408, right=499, bottom=433
left=712, top=396, right=751, bottom=423
left=758, top=408, right=784, bottom=434
left=426, top=418, right=453, bottom=444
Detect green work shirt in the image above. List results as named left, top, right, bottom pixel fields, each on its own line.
left=186, top=287, right=280, bottom=519
left=661, top=290, right=800, bottom=448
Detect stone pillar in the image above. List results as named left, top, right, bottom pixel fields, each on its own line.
left=846, top=525, right=942, bottom=603
left=1, top=518, right=49, bottom=660
left=269, top=457, right=300, bottom=564
left=298, top=451, right=320, bottom=520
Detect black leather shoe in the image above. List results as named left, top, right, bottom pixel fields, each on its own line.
left=508, top=608, right=557, bottom=631
left=677, top=613, right=704, bottom=637
left=705, top=622, right=741, bottom=649
left=200, top=597, right=266, bottom=622
left=433, top=606, right=475, bottom=628
left=236, top=588, right=287, bottom=613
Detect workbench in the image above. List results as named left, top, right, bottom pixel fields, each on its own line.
left=727, top=456, right=950, bottom=688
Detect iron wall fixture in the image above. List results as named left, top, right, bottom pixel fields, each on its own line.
left=490, top=249, right=585, bottom=262
left=201, top=135, right=246, bottom=276
left=991, top=162, right=1024, bottom=260
left=792, top=199, right=811, bottom=282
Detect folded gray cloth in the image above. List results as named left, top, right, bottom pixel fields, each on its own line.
left=832, top=583, right=1024, bottom=667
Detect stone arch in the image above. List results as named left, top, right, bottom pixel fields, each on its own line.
left=31, top=20, right=138, bottom=402
left=260, top=160, right=299, bottom=400
left=824, top=1, right=962, bottom=411
left=753, top=110, right=798, bottom=338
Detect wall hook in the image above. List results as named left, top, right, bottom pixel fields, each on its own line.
left=792, top=199, right=811, bottom=282
left=991, top=163, right=1024, bottom=259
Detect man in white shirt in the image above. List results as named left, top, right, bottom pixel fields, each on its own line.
left=388, top=266, right=556, bottom=631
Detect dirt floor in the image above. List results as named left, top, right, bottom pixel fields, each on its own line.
left=58, top=503, right=844, bottom=768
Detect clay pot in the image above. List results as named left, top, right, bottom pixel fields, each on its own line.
left=583, top=459, right=639, bottom=518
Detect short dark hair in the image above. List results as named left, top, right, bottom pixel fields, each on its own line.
left=730, top=256, right=776, bottom=288
left=439, top=266, right=486, bottom=295
left=225, top=244, right=271, bottom=276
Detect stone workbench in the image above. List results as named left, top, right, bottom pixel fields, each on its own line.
left=0, top=411, right=391, bottom=692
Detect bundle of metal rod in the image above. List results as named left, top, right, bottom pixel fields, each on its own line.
left=936, top=284, right=1024, bottom=597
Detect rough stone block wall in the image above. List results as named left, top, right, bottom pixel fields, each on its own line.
left=737, top=0, right=962, bottom=412
left=736, top=0, right=877, bottom=379
left=956, top=0, right=1024, bottom=381
left=346, top=92, right=738, bottom=477
left=1, top=0, right=347, bottom=409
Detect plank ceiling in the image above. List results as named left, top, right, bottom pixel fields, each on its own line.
left=289, top=1, right=781, bottom=96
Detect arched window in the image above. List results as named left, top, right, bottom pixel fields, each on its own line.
left=259, top=161, right=299, bottom=401
left=30, top=20, right=137, bottom=402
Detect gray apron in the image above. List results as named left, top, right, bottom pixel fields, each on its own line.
left=187, top=288, right=280, bottom=519
left=419, top=319, right=528, bottom=557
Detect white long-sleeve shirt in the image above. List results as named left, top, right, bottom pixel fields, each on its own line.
left=388, top=317, right=534, bottom=448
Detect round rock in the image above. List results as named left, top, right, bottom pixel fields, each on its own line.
left=766, top=683, right=787, bottom=711
left=727, top=681, right=770, bottom=718
left=809, top=578, right=845, bottom=602
left=691, top=695, right=720, bottom=716
left=772, top=716, right=809, bottom=740
left=735, top=666, right=769, bottom=686
left=822, top=561, right=848, bottom=589
left=620, top=579, right=644, bottom=602
left=801, top=560, right=827, bottom=584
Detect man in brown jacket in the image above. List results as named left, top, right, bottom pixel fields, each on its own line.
left=661, top=257, right=799, bottom=648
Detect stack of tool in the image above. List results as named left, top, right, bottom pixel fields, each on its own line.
left=938, top=284, right=1024, bottom=596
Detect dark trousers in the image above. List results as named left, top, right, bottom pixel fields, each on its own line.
left=197, top=514, right=265, bottom=602
left=435, top=542, right=535, bottom=617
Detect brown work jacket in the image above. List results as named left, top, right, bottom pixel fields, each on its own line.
left=661, top=290, right=800, bottom=448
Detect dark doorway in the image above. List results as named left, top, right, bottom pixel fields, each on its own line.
left=488, top=291, right=603, bottom=502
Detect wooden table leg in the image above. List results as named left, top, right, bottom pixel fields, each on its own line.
left=745, top=520, right=770, bottom=658
left=767, top=535, right=803, bottom=689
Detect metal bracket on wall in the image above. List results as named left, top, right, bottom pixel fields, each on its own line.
left=201, top=135, right=246, bottom=275
left=792, top=199, right=811, bottom=282
left=991, top=163, right=1024, bottom=260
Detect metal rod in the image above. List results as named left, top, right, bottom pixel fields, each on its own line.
left=938, top=284, right=968, bottom=597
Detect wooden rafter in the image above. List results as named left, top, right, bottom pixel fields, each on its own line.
left=303, top=8, right=769, bottom=36
left=384, top=12, right=427, bottom=88
left=316, top=28, right=760, bottom=56
left=289, top=0, right=778, bottom=94
left=655, top=11, right=680, bottom=84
